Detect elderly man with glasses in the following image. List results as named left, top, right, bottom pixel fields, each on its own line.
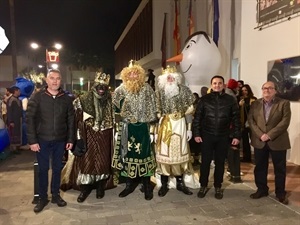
left=248, top=81, right=291, bottom=205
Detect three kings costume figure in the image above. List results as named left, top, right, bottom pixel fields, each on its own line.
left=112, top=60, right=157, bottom=200
left=61, top=72, right=115, bottom=203
left=155, top=66, right=198, bottom=197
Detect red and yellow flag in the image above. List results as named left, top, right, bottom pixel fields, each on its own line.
left=188, top=0, right=195, bottom=36
left=173, top=0, right=181, bottom=55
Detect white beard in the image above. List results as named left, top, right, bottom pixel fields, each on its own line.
left=164, top=82, right=179, bottom=98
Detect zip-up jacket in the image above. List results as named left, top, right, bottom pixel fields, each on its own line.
left=192, top=91, right=241, bottom=139
left=26, top=87, right=75, bottom=144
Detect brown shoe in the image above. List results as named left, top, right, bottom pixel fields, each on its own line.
left=277, top=196, right=289, bottom=205
left=250, top=191, right=268, bottom=199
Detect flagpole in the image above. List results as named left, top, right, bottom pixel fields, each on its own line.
left=161, top=13, right=167, bottom=69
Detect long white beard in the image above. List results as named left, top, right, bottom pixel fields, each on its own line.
left=164, top=83, right=179, bottom=98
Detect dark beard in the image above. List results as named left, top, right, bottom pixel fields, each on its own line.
left=98, top=93, right=111, bottom=107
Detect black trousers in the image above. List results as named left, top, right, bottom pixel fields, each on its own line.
left=227, top=146, right=241, bottom=179
left=200, top=134, right=229, bottom=188
left=254, top=144, right=287, bottom=197
left=241, top=128, right=251, bottom=161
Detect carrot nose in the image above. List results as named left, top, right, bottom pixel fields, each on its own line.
left=167, top=53, right=183, bottom=62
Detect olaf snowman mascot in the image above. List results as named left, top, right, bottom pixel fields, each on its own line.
left=167, top=31, right=221, bottom=94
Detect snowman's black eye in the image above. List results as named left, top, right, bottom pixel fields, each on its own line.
left=185, top=40, right=196, bottom=50
left=186, top=43, right=192, bottom=49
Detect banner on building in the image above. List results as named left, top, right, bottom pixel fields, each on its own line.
left=257, top=0, right=300, bottom=25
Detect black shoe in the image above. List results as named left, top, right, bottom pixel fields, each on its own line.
left=33, top=198, right=49, bottom=213
left=229, top=177, right=243, bottom=183
left=158, top=185, right=169, bottom=197
left=176, top=176, right=193, bottom=195
left=96, top=188, right=105, bottom=199
left=197, top=186, right=208, bottom=198
left=250, top=191, right=268, bottom=199
left=177, top=184, right=193, bottom=195
left=119, top=182, right=139, bottom=198
left=77, top=185, right=92, bottom=203
left=215, top=188, right=223, bottom=199
left=277, top=195, right=289, bottom=205
left=51, top=195, right=67, bottom=207
left=77, top=191, right=90, bottom=203
left=144, top=188, right=153, bottom=200
left=96, top=181, right=105, bottom=199
left=142, top=177, right=153, bottom=200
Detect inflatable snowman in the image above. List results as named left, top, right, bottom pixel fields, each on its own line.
left=167, top=31, right=221, bottom=94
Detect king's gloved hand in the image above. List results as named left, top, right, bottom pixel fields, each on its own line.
left=187, top=130, right=192, bottom=141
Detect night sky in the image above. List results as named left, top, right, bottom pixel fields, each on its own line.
left=0, top=0, right=141, bottom=56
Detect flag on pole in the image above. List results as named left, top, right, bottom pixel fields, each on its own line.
left=173, top=0, right=181, bottom=55
left=213, top=0, right=219, bottom=46
left=161, top=13, right=167, bottom=69
left=187, top=0, right=195, bottom=36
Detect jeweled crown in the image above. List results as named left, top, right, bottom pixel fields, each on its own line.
left=95, top=72, right=110, bottom=85
left=162, top=65, right=177, bottom=75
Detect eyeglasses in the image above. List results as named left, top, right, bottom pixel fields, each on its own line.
left=262, top=87, right=275, bottom=91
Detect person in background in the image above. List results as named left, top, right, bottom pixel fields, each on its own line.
left=224, top=78, right=242, bottom=182
left=200, top=86, right=208, bottom=97
left=155, top=66, right=195, bottom=197
left=112, top=60, right=157, bottom=200
left=239, top=84, right=257, bottom=163
left=193, top=75, right=241, bottom=199
left=237, top=80, right=244, bottom=102
left=147, top=68, right=156, bottom=90
left=1, top=88, right=12, bottom=124
left=6, top=86, right=22, bottom=153
left=15, top=77, right=35, bottom=149
left=225, top=78, right=239, bottom=99
left=190, top=92, right=201, bottom=166
left=26, top=69, right=75, bottom=213
left=248, top=81, right=291, bottom=205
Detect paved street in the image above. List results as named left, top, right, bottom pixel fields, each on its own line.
left=0, top=149, right=299, bottom=225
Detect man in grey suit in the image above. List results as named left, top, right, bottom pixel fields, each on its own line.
left=248, top=81, right=291, bottom=204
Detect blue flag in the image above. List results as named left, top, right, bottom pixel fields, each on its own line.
left=213, top=0, right=219, bottom=46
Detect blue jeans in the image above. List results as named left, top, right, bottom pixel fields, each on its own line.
left=37, top=140, right=66, bottom=199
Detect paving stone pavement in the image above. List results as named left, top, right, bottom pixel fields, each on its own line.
left=0, top=150, right=299, bottom=225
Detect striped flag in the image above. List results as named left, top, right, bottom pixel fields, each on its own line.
left=187, top=0, right=195, bottom=36
left=161, top=13, right=167, bottom=69
left=213, top=0, right=220, bottom=46
left=173, top=0, right=181, bottom=55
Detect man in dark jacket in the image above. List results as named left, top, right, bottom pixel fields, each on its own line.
left=193, top=75, right=241, bottom=199
left=26, top=69, right=75, bottom=213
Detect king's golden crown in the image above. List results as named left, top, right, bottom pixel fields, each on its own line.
left=95, top=72, right=110, bottom=85
left=128, top=59, right=141, bottom=68
left=162, top=65, right=177, bottom=75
